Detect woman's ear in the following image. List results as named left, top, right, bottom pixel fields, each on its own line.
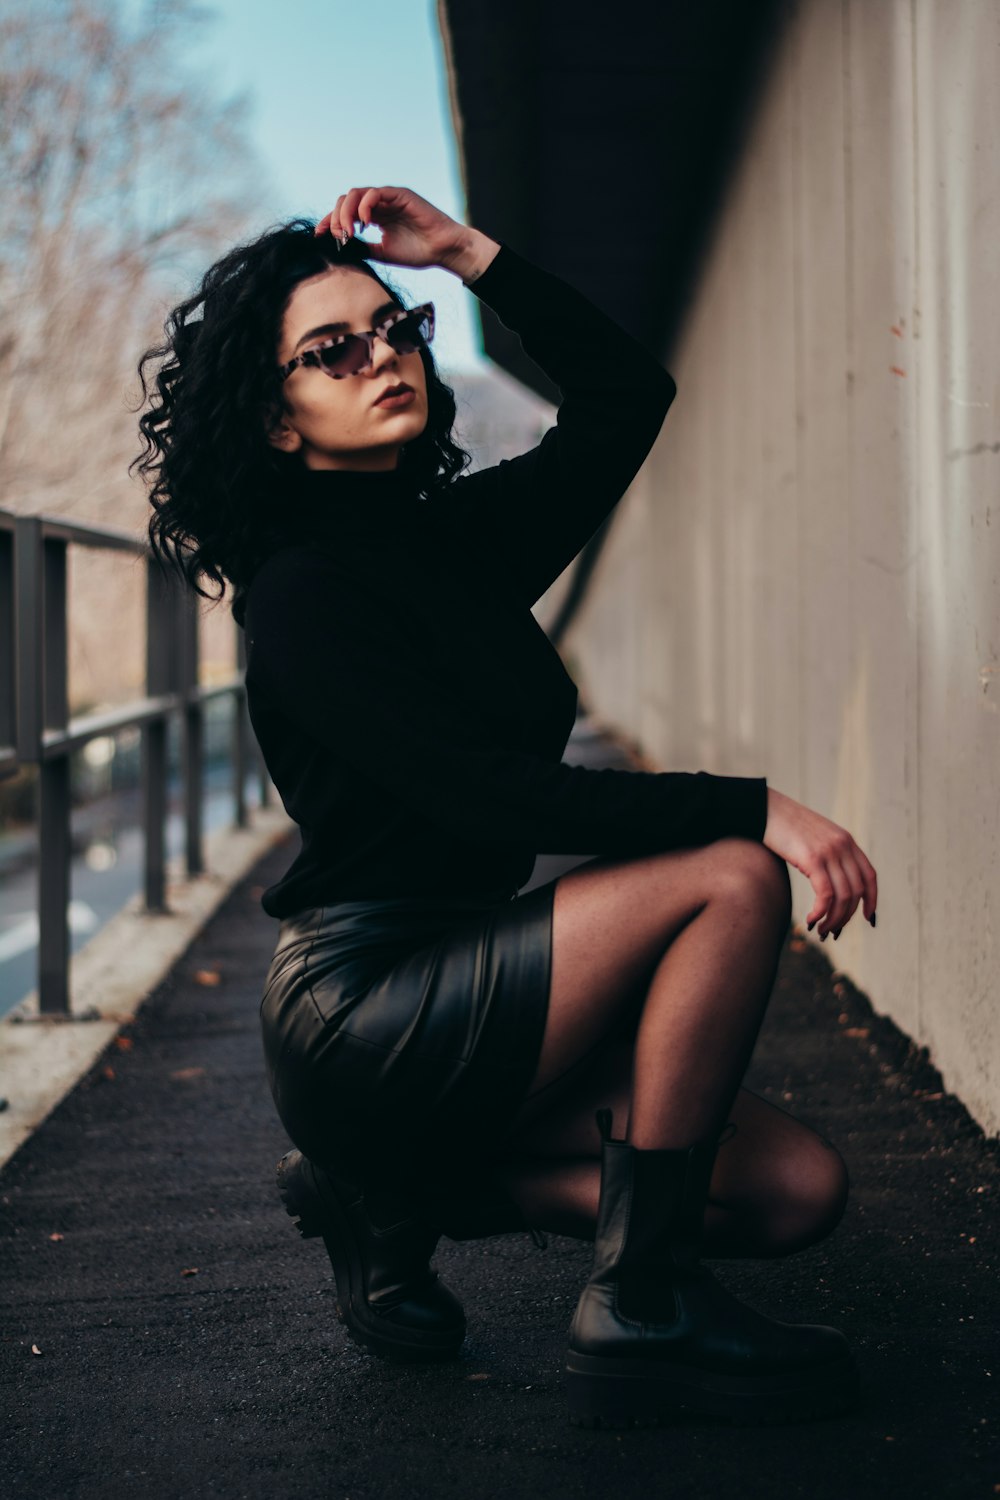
left=262, top=404, right=303, bottom=454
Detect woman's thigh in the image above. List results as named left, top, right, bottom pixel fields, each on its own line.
left=503, top=838, right=791, bottom=1138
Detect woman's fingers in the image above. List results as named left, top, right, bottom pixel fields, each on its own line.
left=828, top=846, right=877, bottom=938
left=803, top=865, right=832, bottom=931
left=342, top=186, right=397, bottom=239
left=316, top=189, right=377, bottom=241
left=357, top=187, right=381, bottom=229
left=316, top=188, right=393, bottom=241
left=815, top=854, right=851, bottom=939
left=340, top=187, right=368, bottom=239
left=824, top=849, right=861, bottom=938
left=314, top=194, right=347, bottom=238
left=812, top=843, right=876, bottom=940
left=855, top=843, right=878, bottom=922
left=313, top=185, right=461, bottom=268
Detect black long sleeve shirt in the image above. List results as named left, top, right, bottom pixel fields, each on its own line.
left=242, top=242, right=768, bottom=918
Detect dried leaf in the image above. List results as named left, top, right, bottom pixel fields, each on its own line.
left=102, top=1065, right=115, bottom=1080
left=114, top=1036, right=134, bottom=1051
left=194, top=969, right=221, bottom=987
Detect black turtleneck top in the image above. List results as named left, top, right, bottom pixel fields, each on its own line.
left=242, top=241, right=768, bottom=918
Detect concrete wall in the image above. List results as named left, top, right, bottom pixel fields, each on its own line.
left=559, top=0, right=1000, bottom=1137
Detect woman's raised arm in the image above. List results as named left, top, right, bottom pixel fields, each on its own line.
left=313, top=188, right=676, bottom=610
left=435, top=238, right=677, bottom=609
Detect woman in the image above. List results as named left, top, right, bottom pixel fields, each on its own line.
left=135, top=186, right=877, bottom=1430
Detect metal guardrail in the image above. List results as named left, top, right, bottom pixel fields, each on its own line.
left=0, top=505, right=271, bottom=1016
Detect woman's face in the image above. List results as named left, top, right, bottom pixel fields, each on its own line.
left=269, top=266, right=429, bottom=471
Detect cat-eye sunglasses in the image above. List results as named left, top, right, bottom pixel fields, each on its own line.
left=278, top=303, right=435, bottom=382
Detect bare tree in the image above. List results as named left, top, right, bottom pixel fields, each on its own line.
left=0, top=0, right=271, bottom=709
left=0, top=0, right=267, bottom=510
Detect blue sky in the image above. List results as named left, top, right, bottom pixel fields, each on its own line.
left=197, top=0, right=485, bottom=372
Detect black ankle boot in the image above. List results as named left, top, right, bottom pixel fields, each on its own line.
left=276, top=1150, right=466, bottom=1362
left=564, top=1110, right=860, bottom=1428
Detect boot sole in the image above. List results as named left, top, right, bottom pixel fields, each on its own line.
left=565, top=1348, right=861, bottom=1429
left=277, top=1152, right=465, bottom=1364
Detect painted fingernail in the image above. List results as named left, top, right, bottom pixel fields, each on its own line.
left=870, top=912, right=877, bottom=927
left=833, top=928, right=842, bottom=940
left=806, top=920, right=816, bottom=932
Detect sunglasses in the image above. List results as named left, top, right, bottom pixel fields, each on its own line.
left=278, top=302, right=435, bottom=382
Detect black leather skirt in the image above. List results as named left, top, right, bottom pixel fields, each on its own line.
left=259, top=881, right=555, bottom=1202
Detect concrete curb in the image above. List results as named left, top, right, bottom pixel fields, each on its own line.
left=0, top=803, right=295, bottom=1171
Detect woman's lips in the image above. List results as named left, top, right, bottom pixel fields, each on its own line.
left=374, top=388, right=416, bottom=409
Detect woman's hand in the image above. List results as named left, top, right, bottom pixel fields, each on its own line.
left=314, top=186, right=465, bottom=270
left=763, top=787, right=877, bottom=940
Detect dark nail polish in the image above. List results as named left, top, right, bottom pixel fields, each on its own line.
left=870, top=912, right=877, bottom=927
left=807, top=920, right=816, bottom=932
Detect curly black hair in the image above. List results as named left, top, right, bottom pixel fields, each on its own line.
left=132, top=218, right=472, bottom=628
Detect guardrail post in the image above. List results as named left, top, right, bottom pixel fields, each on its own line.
left=40, top=533, right=71, bottom=1014
left=0, top=523, right=16, bottom=781
left=16, top=516, right=72, bottom=1014
left=178, top=588, right=204, bottom=877
left=143, top=558, right=175, bottom=913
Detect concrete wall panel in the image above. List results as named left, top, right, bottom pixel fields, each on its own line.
left=842, top=0, right=922, bottom=1040
left=560, top=0, right=1000, bottom=1135
left=911, top=0, right=1000, bottom=1111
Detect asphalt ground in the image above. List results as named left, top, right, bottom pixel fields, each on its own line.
left=1, top=720, right=997, bottom=1499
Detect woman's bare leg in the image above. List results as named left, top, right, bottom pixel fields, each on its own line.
left=485, top=840, right=848, bottom=1249
left=488, top=1038, right=849, bottom=1254
left=504, top=837, right=794, bottom=1141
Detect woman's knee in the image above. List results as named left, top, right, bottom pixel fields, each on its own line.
left=807, top=1137, right=850, bottom=1227
left=708, top=837, right=792, bottom=930
left=767, top=1137, right=850, bottom=1255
